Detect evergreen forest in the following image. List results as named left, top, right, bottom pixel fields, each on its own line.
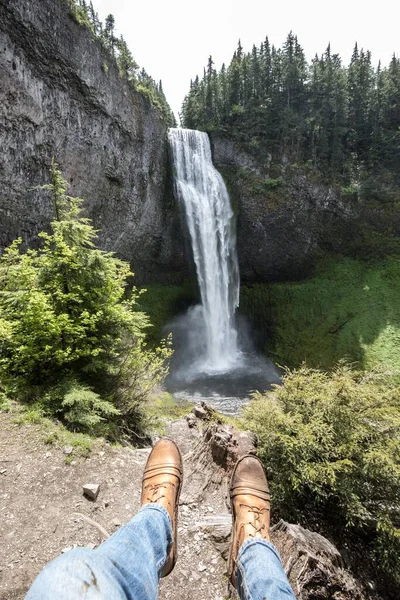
left=182, top=34, right=400, bottom=196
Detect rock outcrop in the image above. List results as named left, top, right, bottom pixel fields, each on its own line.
left=0, top=0, right=186, bottom=283
left=210, top=133, right=398, bottom=283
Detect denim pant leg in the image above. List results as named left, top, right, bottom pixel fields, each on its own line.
left=26, top=504, right=172, bottom=600
left=237, top=539, right=296, bottom=600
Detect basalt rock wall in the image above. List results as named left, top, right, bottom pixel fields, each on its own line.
left=0, top=0, right=187, bottom=283
left=210, top=133, right=399, bottom=283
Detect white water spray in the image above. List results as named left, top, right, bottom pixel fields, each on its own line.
left=168, top=128, right=241, bottom=372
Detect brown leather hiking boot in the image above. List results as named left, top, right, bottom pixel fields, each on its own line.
left=141, top=438, right=183, bottom=577
left=228, top=454, right=271, bottom=587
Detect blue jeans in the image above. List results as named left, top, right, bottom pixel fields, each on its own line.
left=26, top=504, right=296, bottom=600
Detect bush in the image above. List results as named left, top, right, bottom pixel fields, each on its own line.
left=67, top=0, right=93, bottom=30
left=0, top=161, right=171, bottom=436
left=244, top=364, right=400, bottom=582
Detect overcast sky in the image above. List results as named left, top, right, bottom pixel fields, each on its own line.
left=91, top=0, right=400, bottom=118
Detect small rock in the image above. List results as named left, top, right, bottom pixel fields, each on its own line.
left=61, top=547, right=73, bottom=554
left=63, top=446, right=73, bottom=455
left=0, top=469, right=7, bottom=475
left=83, top=483, right=100, bottom=501
left=111, top=518, right=122, bottom=528
left=45, top=452, right=52, bottom=458
left=198, top=562, right=207, bottom=572
left=193, top=405, right=208, bottom=420
left=86, top=542, right=96, bottom=550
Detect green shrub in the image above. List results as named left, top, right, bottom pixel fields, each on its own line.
left=0, top=391, right=11, bottom=412
left=262, top=177, right=284, bottom=190
left=0, top=161, right=171, bottom=436
left=244, top=364, right=400, bottom=582
left=341, top=183, right=359, bottom=199
left=42, top=377, right=119, bottom=430
left=67, top=0, right=93, bottom=30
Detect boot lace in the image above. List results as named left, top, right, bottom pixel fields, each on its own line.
left=242, top=504, right=268, bottom=537
left=145, top=481, right=174, bottom=505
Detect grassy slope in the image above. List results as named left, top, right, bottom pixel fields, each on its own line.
left=241, top=257, right=400, bottom=370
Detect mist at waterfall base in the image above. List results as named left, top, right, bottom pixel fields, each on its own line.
left=166, top=128, right=280, bottom=415
left=165, top=307, right=281, bottom=415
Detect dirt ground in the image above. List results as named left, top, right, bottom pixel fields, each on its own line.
left=0, top=412, right=233, bottom=600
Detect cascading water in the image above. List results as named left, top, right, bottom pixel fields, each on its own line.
left=168, top=128, right=241, bottom=372
left=167, top=128, right=280, bottom=413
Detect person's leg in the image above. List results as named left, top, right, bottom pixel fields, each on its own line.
left=26, top=438, right=183, bottom=600
left=26, top=504, right=172, bottom=600
left=236, top=539, right=296, bottom=600
left=228, top=455, right=296, bottom=600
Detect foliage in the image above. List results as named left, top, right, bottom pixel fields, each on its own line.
left=243, top=364, right=400, bottom=582
left=181, top=35, right=400, bottom=193
left=0, top=162, right=171, bottom=437
left=42, top=377, right=120, bottom=430
left=67, top=0, right=93, bottom=29
left=0, top=392, right=11, bottom=412
left=66, top=1, right=175, bottom=125
left=240, top=257, right=400, bottom=371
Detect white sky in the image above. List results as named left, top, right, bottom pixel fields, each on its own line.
left=91, top=0, right=400, bottom=118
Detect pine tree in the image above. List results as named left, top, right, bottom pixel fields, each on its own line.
left=180, top=33, right=399, bottom=189
left=0, top=162, right=171, bottom=433
left=103, top=14, right=116, bottom=55
left=117, top=36, right=139, bottom=80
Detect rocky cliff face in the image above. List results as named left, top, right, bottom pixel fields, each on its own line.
left=211, top=134, right=400, bottom=284
left=0, top=0, right=186, bottom=284
left=210, top=134, right=361, bottom=283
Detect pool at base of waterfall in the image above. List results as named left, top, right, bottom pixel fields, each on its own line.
left=166, top=352, right=281, bottom=415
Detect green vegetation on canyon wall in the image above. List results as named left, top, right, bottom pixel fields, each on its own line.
left=67, top=0, right=175, bottom=126
left=139, top=256, right=400, bottom=372
left=241, top=257, right=400, bottom=371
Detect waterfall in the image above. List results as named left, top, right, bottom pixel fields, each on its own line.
left=168, top=128, right=241, bottom=372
